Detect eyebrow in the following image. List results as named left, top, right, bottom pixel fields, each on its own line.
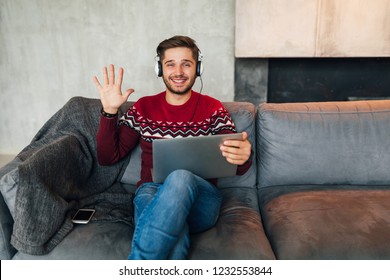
left=164, top=59, right=194, bottom=65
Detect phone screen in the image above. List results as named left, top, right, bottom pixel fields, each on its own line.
left=72, top=209, right=95, bottom=224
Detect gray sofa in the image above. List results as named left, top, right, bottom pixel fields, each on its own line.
left=0, top=97, right=389, bottom=259
left=257, top=100, right=390, bottom=259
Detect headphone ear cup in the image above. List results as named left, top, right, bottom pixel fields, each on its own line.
left=196, top=61, right=204, bottom=76
left=155, top=58, right=162, bottom=77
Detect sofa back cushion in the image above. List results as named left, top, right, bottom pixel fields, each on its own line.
left=121, top=101, right=257, bottom=188
left=257, top=100, right=390, bottom=188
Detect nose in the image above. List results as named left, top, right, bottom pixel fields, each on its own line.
left=174, top=65, right=184, bottom=75
left=177, top=65, right=184, bottom=75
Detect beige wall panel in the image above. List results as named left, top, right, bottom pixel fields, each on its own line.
left=317, top=0, right=390, bottom=57
left=235, top=0, right=319, bottom=57
left=236, top=0, right=390, bottom=57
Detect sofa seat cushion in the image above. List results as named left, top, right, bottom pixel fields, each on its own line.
left=189, top=187, right=275, bottom=260
left=12, top=221, right=133, bottom=260
left=259, top=186, right=390, bottom=259
left=13, top=187, right=274, bottom=260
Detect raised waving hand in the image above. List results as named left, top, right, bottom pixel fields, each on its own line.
left=93, top=64, right=134, bottom=114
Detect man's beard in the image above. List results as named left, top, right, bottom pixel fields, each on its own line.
left=163, top=75, right=196, bottom=95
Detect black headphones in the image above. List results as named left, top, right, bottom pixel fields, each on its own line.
left=155, top=51, right=203, bottom=77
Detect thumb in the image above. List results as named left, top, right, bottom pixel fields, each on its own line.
left=123, top=88, right=135, bottom=100
left=241, top=131, right=248, bottom=141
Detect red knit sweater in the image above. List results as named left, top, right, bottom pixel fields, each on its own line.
left=97, top=91, right=251, bottom=186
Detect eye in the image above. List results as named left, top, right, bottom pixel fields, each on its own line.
left=166, top=63, right=174, bottom=67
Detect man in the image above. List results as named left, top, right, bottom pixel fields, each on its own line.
left=93, top=35, right=252, bottom=259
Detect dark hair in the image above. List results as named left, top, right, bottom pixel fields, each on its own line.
left=156, top=35, right=200, bottom=61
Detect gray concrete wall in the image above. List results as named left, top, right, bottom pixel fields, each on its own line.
left=0, top=0, right=235, bottom=154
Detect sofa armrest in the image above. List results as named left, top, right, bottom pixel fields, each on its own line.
left=0, top=157, right=21, bottom=259
left=0, top=193, right=16, bottom=259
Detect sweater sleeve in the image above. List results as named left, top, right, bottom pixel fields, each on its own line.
left=96, top=115, right=140, bottom=165
left=236, top=152, right=253, bottom=176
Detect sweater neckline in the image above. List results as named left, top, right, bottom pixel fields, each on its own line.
left=162, top=91, right=200, bottom=110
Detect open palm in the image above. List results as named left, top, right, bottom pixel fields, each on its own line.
left=93, top=64, right=134, bottom=114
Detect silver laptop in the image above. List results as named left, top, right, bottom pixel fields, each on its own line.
left=152, top=133, right=243, bottom=183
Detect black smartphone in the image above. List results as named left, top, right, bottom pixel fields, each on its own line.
left=71, top=209, right=95, bottom=224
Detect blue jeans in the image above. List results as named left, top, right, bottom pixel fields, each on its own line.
left=128, top=169, right=222, bottom=260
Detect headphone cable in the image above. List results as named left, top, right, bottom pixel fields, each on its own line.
left=199, top=75, right=203, bottom=93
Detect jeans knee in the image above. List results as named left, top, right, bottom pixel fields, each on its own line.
left=164, top=169, right=198, bottom=196
left=167, top=169, right=193, bottom=179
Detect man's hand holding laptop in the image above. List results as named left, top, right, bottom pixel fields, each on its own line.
left=220, top=131, right=252, bottom=165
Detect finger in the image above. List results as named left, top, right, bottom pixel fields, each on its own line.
left=109, top=64, right=115, bottom=85
left=103, top=66, right=109, bottom=85
left=116, top=67, right=124, bottom=86
left=221, top=141, right=251, bottom=157
left=223, top=132, right=248, bottom=147
left=222, top=151, right=246, bottom=165
left=222, top=150, right=242, bottom=159
left=221, top=145, right=240, bottom=156
left=223, top=139, right=242, bottom=148
left=226, top=157, right=245, bottom=165
left=92, top=76, right=102, bottom=88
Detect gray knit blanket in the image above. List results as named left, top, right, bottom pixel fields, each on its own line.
left=10, top=96, right=133, bottom=255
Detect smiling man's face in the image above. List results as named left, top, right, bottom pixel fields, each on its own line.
left=161, top=47, right=197, bottom=96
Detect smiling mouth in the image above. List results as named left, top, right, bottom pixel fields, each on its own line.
left=171, top=76, right=188, bottom=85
